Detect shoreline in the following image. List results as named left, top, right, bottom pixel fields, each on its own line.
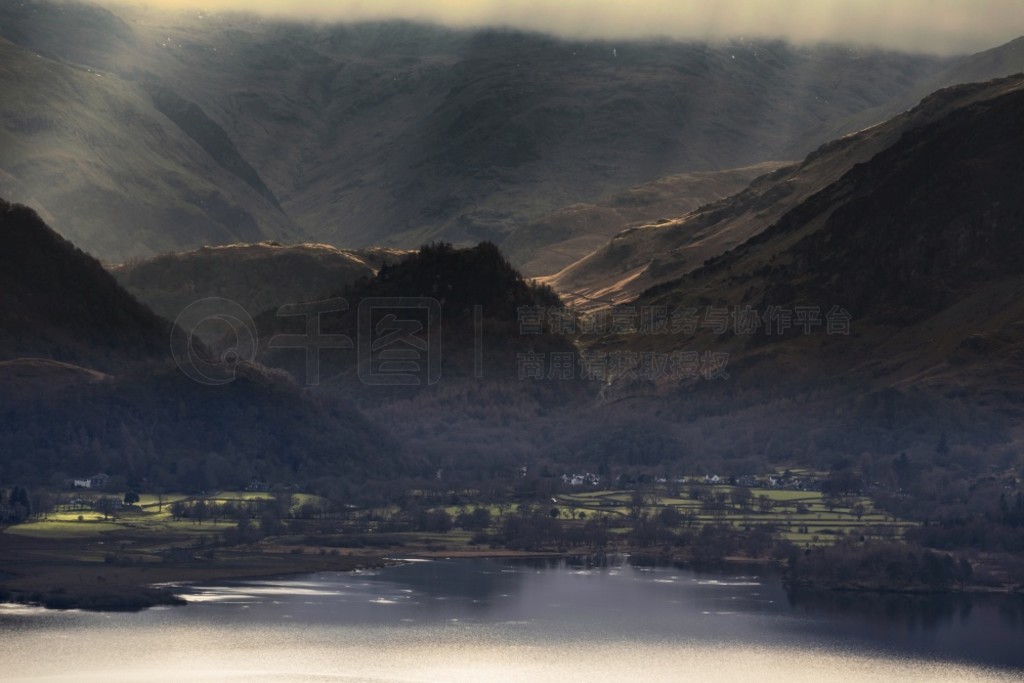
left=0, top=536, right=574, bottom=612
left=3, top=535, right=1021, bottom=612
left=782, top=578, right=1024, bottom=596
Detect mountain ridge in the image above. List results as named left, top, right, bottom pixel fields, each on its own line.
left=110, top=241, right=408, bottom=330
left=550, top=74, right=1024, bottom=309
left=594, top=75, right=1024, bottom=417
left=0, top=0, right=965, bottom=260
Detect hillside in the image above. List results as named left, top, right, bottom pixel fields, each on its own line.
left=110, top=242, right=406, bottom=327
left=0, top=198, right=169, bottom=368
left=0, top=360, right=404, bottom=489
left=502, top=162, right=788, bottom=277
left=0, top=0, right=961, bottom=260
left=806, top=36, right=1024, bottom=151
left=549, top=75, right=1024, bottom=308
left=659, top=77, right=1024, bottom=397
left=255, top=241, right=575, bottom=388
left=0, top=198, right=408, bottom=489
left=0, top=35, right=301, bottom=261
left=579, top=76, right=1024, bottom=471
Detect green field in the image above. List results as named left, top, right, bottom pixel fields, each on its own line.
left=554, top=487, right=913, bottom=547
left=4, top=490, right=301, bottom=540
left=5, top=485, right=914, bottom=551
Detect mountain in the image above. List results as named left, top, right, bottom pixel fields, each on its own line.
left=598, top=76, right=1024, bottom=413
left=501, top=161, right=788, bottom=277
left=0, top=358, right=404, bottom=489
left=255, top=241, right=575, bottom=390
left=0, top=198, right=406, bottom=489
left=807, top=36, right=1024, bottom=149
left=511, top=34, right=1024, bottom=282
left=250, top=240, right=604, bottom=480
left=549, top=75, right=1024, bottom=308
left=487, top=76, right=1024, bottom=481
left=0, top=32, right=302, bottom=262
left=0, top=0, right=961, bottom=261
left=0, top=198, right=169, bottom=368
left=110, top=242, right=406, bottom=330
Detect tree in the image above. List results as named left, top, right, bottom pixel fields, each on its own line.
left=456, top=507, right=491, bottom=530
left=260, top=509, right=284, bottom=536
left=192, top=500, right=209, bottom=525
left=94, top=497, right=117, bottom=520
left=170, top=500, right=187, bottom=521
left=744, top=525, right=775, bottom=558
left=297, top=502, right=321, bottom=520
left=852, top=503, right=866, bottom=521
left=582, top=519, right=608, bottom=547
left=628, top=489, right=646, bottom=519
left=702, top=495, right=727, bottom=519
left=273, top=491, right=295, bottom=518
left=658, top=506, right=682, bottom=528
left=892, top=452, right=913, bottom=489
left=124, top=491, right=140, bottom=506
left=418, top=509, right=452, bottom=533
left=691, top=524, right=730, bottom=565
left=730, top=487, right=753, bottom=512
left=8, top=487, right=30, bottom=521
left=29, top=491, right=53, bottom=519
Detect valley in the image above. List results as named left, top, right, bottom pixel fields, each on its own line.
left=1, top=0, right=1024, bottom=624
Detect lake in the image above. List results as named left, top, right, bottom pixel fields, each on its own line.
left=2, top=555, right=1023, bottom=682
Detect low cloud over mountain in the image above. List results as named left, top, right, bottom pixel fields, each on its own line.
left=122, top=0, right=1024, bottom=55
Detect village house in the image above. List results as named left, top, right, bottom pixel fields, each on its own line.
left=560, top=472, right=601, bottom=487
left=70, top=473, right=111, bottom=490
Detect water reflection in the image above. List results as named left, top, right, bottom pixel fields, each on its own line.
left=2, top=556, right=1023, bottom=682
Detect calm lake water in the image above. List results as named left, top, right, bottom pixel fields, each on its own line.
left=2, top=556, right=1024, bottom=682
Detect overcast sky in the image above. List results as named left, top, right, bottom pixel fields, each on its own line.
left=127, top=0, right=1023, bottom=54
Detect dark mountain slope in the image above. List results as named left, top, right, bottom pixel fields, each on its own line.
left=143, top=83, right=282, bottom=209
left=0, top=198, right=168, bottom=368
left=256, top=242, right=575, bottom=389
left=250, top=241, right=591, bottom=479
left=551, top=77, right=1024, bottom=484
left=0, top=198, right=408, bottom=488
left=611, top=76, right=1024, bottom=409
left=0, top=360, right=404, bottom=489
left=753, top=81, right=1024, bottom=321
left=551, top=74, right=1024, bottom=308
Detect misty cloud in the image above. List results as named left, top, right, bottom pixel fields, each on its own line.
left=122, top=0, right=1023, bottom=54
